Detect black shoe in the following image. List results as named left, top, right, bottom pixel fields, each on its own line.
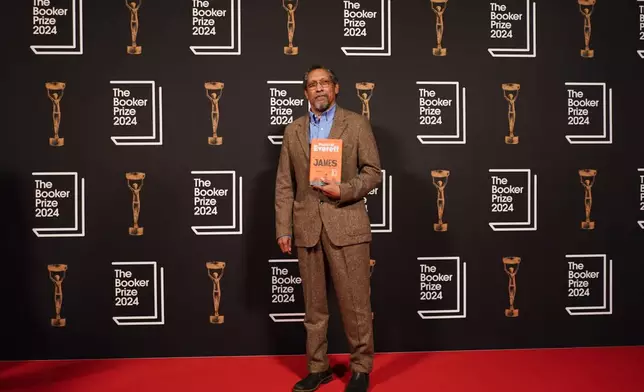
left=292, top=368, right=333, bottom=392
left=345, top=372, right=369, bottom=392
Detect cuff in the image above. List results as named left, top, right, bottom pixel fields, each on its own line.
left=339, top=183, right=352, bottom=203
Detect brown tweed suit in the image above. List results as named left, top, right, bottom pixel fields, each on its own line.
left=275, top=106, right=381, bottom=373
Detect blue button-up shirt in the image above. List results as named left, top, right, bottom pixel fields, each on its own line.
left=308, top=104, right=336, bottom=143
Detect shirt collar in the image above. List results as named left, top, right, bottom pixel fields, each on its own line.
left=309, top=103, right=337, bottom=125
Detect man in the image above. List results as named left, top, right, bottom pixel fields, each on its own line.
left=275, top=65, right=381, bottom=392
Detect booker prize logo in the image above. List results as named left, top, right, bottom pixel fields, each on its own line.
left=417, top=256, right=467, bottom=319
left=430, top=0, right=448, bottom=56
left=191, top=171, right=243, bottom=235
left=45, top=82, right=66, bottom=147
left=502, top=257, right=520, bottom=317
left=564, top=82, right=613, bottom=144
left=32, top=172, right=86, bottom=237
left=111, top=80, right=164, bottom=145
left=487, top=0, right=537, bottom=58
left=565, top=254, right=613, bottom=316
left=269, top=259, right=304, bottom=322
left=125, top=0, right=143, bottom=55
left=206, top=261, right=226, bottom=324
left=340, top=0, right=392, bottom=57
left=356, top=82, right=375, bottom=121
left=126, top=172, right=145, bottom=235
left=282, top=0, right=299, bottom=55
left=112, top=261, right=165, bottom=325
left=501, top=83, right=520, bottom=144
left=431, top=170, right=449, bottom=231
left=416, top=81, right=467, bottom=144
left=578, top=0, right=596, bottom=58
left=364, top=170, right=394, bottom=233
left=205, top=82, right=224, bottom=145
left=266, top=80, right=306, bottom=144
left=189, top=0, right=242, bottom=55
left=31, top=0, right=84, bottom=55
left=579, top=169, right=597, bottom=230
left=488, top=169, right=538, bottom=231
left=48, top=264, right=68, bottom=327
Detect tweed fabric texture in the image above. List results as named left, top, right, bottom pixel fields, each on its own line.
left=275, top=105, right=381, bottom=374
left=297, top=226, right=374, bottom=373
left=275, top=106, right=382, bottom=248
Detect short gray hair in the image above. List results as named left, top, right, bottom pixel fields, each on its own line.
left=303, top=65, right=339, bottom=89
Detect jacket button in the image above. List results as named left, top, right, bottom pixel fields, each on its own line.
left=319, top=200, right=323, bottom=204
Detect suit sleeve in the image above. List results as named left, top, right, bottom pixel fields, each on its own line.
left=338, top=117, right=382, bottom=204
left=275, top=127, right=295, bottom=239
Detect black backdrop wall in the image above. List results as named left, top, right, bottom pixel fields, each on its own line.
left=3, top=0, right=644, bottom=361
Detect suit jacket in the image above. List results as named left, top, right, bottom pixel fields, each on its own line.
left=275, top=106, right=382, bottom=247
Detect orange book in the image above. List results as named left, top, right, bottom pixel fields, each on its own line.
left=310, top=138, right=342, bottom=186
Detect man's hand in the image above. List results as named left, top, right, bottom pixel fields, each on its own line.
left=277, top=236, right=292, bottom=254
left=312, top=181, right=341, bottom=200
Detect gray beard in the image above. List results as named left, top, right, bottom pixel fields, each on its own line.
left=314, top=99, right=330, bottom=112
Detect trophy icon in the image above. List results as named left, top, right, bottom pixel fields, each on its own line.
left=125, top=0, right=143, bottom=55
left=501, top=83, right=520, bottom=145
left=48, top=264, right=68, bottom=327
left=282, top=0, right=299, bottom=55
left=205, top=82, right=225, bottom=145
left=578, top=0, right=596, bottom=58
left=369, top=259, right=376, bottom=319
left=126, top=172, right=145, bottom=236
left=502, top=257, right=520, bottom=318
left=431, top=170, right=450, bottom=232
left=430, top=0, right=448, bottom=56
left=356, top=82, right=375, bottom=121
left=579, top=169, right=597, bottom=230
left=45, top=82, right=66, bottom=147
left=206, top=261, right=226, bottom=324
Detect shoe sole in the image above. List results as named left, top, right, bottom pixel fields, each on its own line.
left=292, top=374, right=333, bottom=392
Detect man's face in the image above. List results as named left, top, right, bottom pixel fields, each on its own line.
left=304, top=69, right=340, bottom=114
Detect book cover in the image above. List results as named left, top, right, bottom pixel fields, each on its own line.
left=309, top=138, right=342, bottom=186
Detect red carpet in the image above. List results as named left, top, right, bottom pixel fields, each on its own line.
left=1, top=347, right=643, bottom=391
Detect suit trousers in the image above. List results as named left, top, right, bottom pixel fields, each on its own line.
left=297, top=224, right=374, bottom=373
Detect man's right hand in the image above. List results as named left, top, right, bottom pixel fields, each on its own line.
left=277, top=236, right=292, bottom=255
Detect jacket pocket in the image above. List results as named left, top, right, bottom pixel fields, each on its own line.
left=331, top=202, right=371, bottom=236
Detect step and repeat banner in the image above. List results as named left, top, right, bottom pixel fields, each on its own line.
left=3, top=0, right=644, bottom=360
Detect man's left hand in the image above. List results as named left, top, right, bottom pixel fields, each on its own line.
left=313, top=182, right=341, bottom=200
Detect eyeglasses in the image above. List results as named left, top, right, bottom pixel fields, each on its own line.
left=306, top=79, right=334, bottom=90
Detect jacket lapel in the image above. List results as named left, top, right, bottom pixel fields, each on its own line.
left=296, top=115, right=310, bottom=159
left=296, top=105, right=346, bottom=159
left=328, top=106, right=347, bottom=140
